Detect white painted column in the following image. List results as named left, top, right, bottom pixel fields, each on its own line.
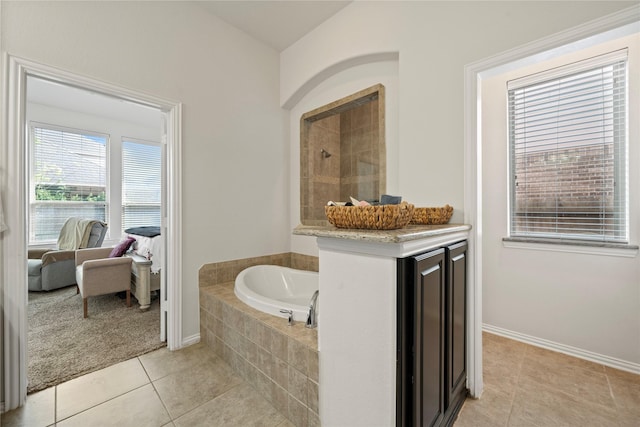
left=318, top=247, right=397, bottom=426
left=314, top=229, right=471, bottom=426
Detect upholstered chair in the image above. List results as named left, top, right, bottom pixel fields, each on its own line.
left=28, top=218, right=107, bottom=291
left=75, top=247, right=133, bottom=318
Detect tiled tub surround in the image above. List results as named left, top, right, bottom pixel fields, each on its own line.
left=199, top=252, right=320, bottom=427
left=199, top=252, right=318, bottom=287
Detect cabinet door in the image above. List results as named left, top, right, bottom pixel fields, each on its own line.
left=446, top=241, right=467, bottom=410
left=413, top=249, right=445, bottom=427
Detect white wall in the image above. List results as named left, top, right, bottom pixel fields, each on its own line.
left=283, top=1, right=636, bottom=241
left=482, top=33, right=640, bottom=367
left=281, top=0, right=639, bottom=369
left=1, top=1, right=288, bottom=346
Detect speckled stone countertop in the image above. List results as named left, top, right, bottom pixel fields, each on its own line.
left=293, top=223, right=471, bottom=243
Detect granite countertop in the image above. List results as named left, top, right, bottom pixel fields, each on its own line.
left=293, top=223, right=471, bottom=243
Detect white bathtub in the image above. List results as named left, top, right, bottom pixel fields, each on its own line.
left=234, top=265, right=319, bottom=322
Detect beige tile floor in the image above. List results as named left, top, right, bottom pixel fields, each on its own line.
left=2, top=332, right=639, bottom=426
left=455, top=332, right=640, bottom=427
left=1, top=342, right=292, bottom=427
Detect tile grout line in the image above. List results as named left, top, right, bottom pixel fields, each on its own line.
left=54, top=359, right=153, bottom=425
left=165, top=381, right=245, bottom=424
left=136, top=353, right=175, bottom=424
left=504, top=342, right=528, bottom=427
left=148, top=377, right=174, bottom=423
left=54, top=382, right=152, bottom=425
left=138, top=350, right=210, bottom=424
left=137, top=353, right=155, bottom=384
left=143, top=346, right=250, bottom=423
left=603, top=370, right=625, bottom=427
left=524, top=350, right=618, bottom=408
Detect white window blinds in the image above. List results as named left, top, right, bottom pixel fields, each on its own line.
left=30, top=124, right=108, bottom=243
left=508, top=50, right=628, bottom=243
left=122, top=139, right=162, bottom=231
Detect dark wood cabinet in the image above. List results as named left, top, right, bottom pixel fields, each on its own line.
left=412, top=248, right=446, bottom=427
left=445, top=241, right=467, bottom=416
left=397, top=241, right=467, bottom=427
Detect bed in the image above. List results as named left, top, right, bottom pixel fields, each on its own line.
left=125, top=226, right=162, bottom=311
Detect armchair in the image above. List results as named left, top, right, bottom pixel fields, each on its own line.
left=28, top=218, right=108, bottom=291
left=75, top=247, right=133, bottom=318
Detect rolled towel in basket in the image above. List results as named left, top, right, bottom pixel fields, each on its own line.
left=380, top=194, right=402, bottom=205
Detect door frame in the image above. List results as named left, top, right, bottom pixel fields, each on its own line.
left=462, top=5, right=639, bottom=399
left=1, top=54, right=183, bottom=410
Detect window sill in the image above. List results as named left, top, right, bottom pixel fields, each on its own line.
left=502, top=237, right=639, bottom=258
left=28, top=242, right=57, bottom=250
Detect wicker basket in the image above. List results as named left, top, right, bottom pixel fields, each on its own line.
left=325, top=201, right=415, bottom=230
left=410, top=205, right=454, bottom=225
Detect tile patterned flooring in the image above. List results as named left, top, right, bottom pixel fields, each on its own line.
left=2, top=332, right=639, bottom=426
left=456, top=333, right=640, bottom=427
left=1, top=343, right=292, bottom=427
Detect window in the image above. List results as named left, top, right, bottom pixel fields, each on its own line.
left=508, top=50, right=628, bottom=243
left=122, top=139, right=162, bottom=230
left=30, top=124, right=107, bottom=243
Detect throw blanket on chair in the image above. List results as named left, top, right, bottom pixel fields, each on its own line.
left=57, top=218, right=104, bottom=250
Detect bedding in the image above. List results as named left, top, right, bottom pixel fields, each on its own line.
left=124, top=226, right=160, bottom=238
left=126, top=229, right=163, bottom=274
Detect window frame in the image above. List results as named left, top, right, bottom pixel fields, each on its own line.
left=121, top=136, right=162, bottom=231
left=28, top=122, right=164, bottom=246
left=506, top=50, right=629, bottom=245
left=29, top=121, right=110, bottom=245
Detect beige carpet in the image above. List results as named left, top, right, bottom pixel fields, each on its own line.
left=28, top=285, right=165, bottom=394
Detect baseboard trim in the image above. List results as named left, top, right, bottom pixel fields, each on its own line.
left=483, top=324, right=640, bottom=375
left=181, top=333, right=200, bottom=349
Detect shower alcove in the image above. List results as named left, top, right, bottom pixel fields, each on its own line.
left=300, top=84, right=385, bottom=225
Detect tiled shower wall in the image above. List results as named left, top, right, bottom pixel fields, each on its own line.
left=340, top=98, right=380, bottom=202
left=303, top=96, right=382, bottom=224
left=199, top=252, right=320, bottom=426
left=305, top=114, right=341, bottom=222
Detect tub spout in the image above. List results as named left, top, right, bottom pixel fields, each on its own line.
left=306, top=290, right=319, bottom=329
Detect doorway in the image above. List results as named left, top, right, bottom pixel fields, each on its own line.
left=462, top=7, right=639, bottom=399
left=25, top=75, right=166, bottom=393
left=2, top=55, right=183, bottom=410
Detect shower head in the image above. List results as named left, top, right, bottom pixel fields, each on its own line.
left=321, top=148, right=332, bottom=158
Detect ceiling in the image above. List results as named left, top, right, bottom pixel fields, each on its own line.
left=198, top=0, right=351, bottom=51
left=27, top=1, right=352, bottom=123
left=27, top=77, right=163, bottom=129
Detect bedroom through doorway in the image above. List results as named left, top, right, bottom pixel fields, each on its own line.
left=25, top=75, right=166, bottom=394
left=3, top=55, right=183, bottom=410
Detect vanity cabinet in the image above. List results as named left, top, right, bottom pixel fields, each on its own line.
left=397, top=240, right=467, bottom=427
left=294, top=223, right=473, bottom=425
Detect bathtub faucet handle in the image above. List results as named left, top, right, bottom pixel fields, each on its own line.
left=279, top=309, right=294, bottom=326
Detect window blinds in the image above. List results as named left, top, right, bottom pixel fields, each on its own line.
left=30, top=124, right=107, bottom=243
left=122, top=139, right=162, bottom=231
left=508, top=50, right=627, bottom=243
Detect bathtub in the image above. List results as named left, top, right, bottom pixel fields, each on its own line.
left=234, top=265, right=319, bottom=322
